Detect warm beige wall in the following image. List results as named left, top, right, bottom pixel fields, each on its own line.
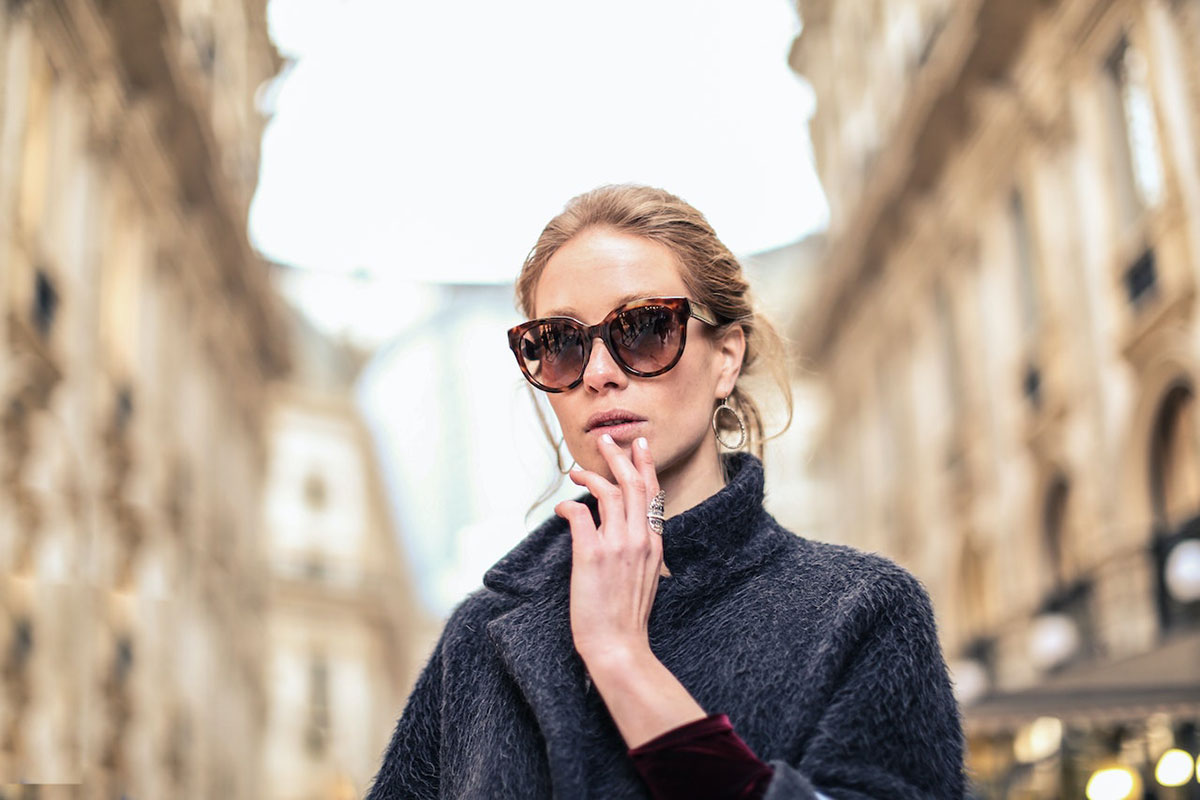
left=794, top=0, right=1200, bottom=695
left=0, top=2, right=285, bottom=796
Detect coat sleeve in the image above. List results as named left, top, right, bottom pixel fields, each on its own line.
left=762, top=573, right=966, bottom=800
left=364, top=635, right=444, bottom=800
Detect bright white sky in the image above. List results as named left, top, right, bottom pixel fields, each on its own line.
left=250, top=0, right=832, bottom=613
left=251, top=0, right=829, bottom=343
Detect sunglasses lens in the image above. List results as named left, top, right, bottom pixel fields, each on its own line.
left=610, top=305, right=682, bottom=374
left=518, top=321, right=586, bottom=389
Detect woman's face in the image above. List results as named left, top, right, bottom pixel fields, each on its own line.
left=532, top=226, right=744, bottom=481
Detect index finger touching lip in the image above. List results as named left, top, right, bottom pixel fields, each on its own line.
left=596, top=433, right=647, bottom=499
left=632, top=436, right=661, bottom=498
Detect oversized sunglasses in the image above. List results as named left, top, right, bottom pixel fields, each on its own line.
left=506, top=297, right=721, bottom=392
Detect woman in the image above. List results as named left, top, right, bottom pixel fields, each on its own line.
left=367, top=185, right=965, bottom=799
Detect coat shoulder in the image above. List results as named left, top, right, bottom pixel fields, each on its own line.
left=426, top=584, right=514, bottom=656
left=762, top=519, right=935, bottom=615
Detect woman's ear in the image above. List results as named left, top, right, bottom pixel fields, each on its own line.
left=713, top=324, right=746, bottom=398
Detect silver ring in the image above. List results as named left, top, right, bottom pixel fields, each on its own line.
left=647, top=490, right=666, bottom=535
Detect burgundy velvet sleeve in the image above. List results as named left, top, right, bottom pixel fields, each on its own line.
left=627, top=713, right=774, bottom=800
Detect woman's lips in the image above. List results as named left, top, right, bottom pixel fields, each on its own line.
left=585, top=409, right=648, bottom=433
left=587, top=420, right=647, bottom=441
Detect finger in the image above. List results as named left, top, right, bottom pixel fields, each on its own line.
left=632, top=437, right=671, bottom=578
left=631, top=436, right=661, bottom=500
left=567, top=466, right=624, bottom=536
left=595, top=433, right=648, bottom=536
left=555, top=499, right=598, bottom=554
left=630, top=436, right=661, bottom=542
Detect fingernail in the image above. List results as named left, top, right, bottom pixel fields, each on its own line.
left=570, top=464, right=582, bottom=472
left=636, top=437, right=648, bottom=449
left=600, top=433, right=614, bottom=444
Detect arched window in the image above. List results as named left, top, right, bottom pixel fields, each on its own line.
left=1102, top=34, right=1166, bottom=224
left=1034, top=476, right=1097, bottom=668
left=1042, top=475, right=1071, bottom=588
left=1150, top=383, right=1200, bottom=530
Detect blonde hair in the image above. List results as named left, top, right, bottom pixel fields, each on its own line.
left=516, top=184, right=793, bottom=493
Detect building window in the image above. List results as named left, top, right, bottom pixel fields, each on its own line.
left=1010, top=188, right=1050, bottom=409
left=959, top=538, right=988, bottom=637
left=32, top=268, right=58, bottom=337
left=303, top=654, right=331, bottom=756
left=1149, top=383, right=1200, bottom=632
left=1030, top=475, right=1097, bottom=671
left=1150, top=383, right=1200, bottom=530
left=114, top=384, right=134, bottom=433
left=1022, top=364, right=1043, bottom=410
left=1103, top=35, right=1166, bottom=227
left=1043, top=475, right=1071, bottom=588
left=303, top=471, right=328, bottom=512
left=1122, top=246, right=1159, bottom=308
left=8, top=616, right=34, bottom=673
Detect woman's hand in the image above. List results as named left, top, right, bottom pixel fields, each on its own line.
left=555, top=434, right=669, bottom=666
left=555, top=435, right=708, bottom=747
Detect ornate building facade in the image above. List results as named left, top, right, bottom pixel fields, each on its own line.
left=0, top=1, right=279, bottom=796
left=792, top=0, right=1200, bottom=796
left=0, top=3, right=433, bottom=799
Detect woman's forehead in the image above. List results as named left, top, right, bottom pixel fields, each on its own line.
left=533, top=229, right=687, bottom=319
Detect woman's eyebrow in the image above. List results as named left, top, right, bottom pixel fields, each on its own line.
left=540, top=292, right=661, bottom=319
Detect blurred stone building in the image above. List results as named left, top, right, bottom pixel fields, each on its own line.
left=0, top=2, right=427, bottom=799
left=792, top=0, right=1200, bottom=796
left=261, top=292, right=437, bottom=800
left=0, top=0, right=285, bottom=796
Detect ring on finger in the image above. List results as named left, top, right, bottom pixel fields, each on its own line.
left=646, top=490, right=666, bottom=535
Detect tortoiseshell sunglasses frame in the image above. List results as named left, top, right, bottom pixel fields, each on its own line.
left=506, top=296, right=721, bottom=393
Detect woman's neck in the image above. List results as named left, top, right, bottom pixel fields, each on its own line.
left=657, top=441, right=727, bottom=519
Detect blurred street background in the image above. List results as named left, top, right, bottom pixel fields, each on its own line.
left=2, top=0, right=1200, bottom=798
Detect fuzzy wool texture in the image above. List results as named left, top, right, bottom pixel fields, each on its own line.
left=366, top=453, right=966, bottom=799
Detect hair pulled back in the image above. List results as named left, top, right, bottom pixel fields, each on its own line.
left=515, top=184, right=793, bottom=469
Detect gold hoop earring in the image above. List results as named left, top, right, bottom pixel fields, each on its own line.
left=711, top=396, right=747, bottom=450
left=555, top=437, right=577, bottom=475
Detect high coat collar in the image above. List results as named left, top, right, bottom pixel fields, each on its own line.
left=481, top=453, right=769, bottom=800
left=483, top=451, right=767, bottom=598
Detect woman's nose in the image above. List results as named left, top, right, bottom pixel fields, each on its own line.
left=581, top=337, right=627, bottom=391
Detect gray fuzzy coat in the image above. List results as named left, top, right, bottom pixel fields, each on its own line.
left=367, top=453, right=965, bottom=799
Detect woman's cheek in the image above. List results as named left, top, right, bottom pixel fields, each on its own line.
left=566, top=433, right=597, bottom=473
